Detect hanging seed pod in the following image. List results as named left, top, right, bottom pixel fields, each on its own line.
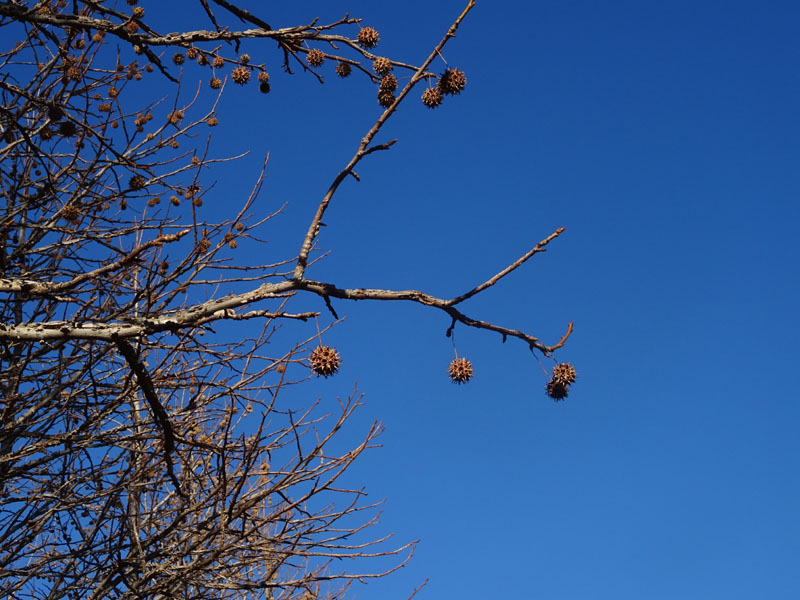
left=545, top=378, right=569, bottom=401
left=421, top=87, right=443, bottom=108
left=357, top=26, right=380, bottom=49
left=377, top=90, right=395, bottom=108
left=379, top=73, right=398, bottom=93
left=438, top=68, right=467, bottom=95
left=372, top=57, right=392, bottom=75
left=448, top=358, right=474, bottom=384
left=306, top=49, right=325, bottom=67
left=231, top=67, right=250, bottom=84
left=552, top=362, right=577, bottom=385
left=336, top=62, right=352, bottom=78
left=310, top=346, right=341, bottom=378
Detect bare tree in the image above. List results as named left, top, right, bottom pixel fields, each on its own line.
left=0, top=1, right=574, bottom=599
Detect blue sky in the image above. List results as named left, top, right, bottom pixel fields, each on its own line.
left=156, top=1, right=800, bottom=598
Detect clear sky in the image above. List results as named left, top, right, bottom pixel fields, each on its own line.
left=156, top=1, right=800, bottom=598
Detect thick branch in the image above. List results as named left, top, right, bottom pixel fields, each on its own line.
left=113, top=337, right=185, bottom=497
left=0, top=281, right=295, bottom=341
left=294, top=277, right=572, bottom=354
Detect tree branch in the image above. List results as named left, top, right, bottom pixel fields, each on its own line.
left=293, top=0, right=477, bottom=279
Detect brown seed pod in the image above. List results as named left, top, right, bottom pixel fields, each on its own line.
left=545, top=379, right=569, bottom=401
left=132, top=6, right=144, bottom=18
left=186, top=47, right=199, bottom=60
left=213, top=55, right=225, bottom=68
left=231, top=66, right=250, bottom=84
left=307, top=48, right=325, bottom=67
left=172, top=53, right=185, bottom=65
left=125, top=20, right=139, bottom=34
left=239, top=54, right=250, bottom=64
left=421, top=87, right=443, bottom=108
left=58, top=121, right=77, bottom=136
left=336, top=62, right=352, bottom=78
left=309, top=346, right=341, bottom=378
left=48, top=105, right=64, bottom=121
left=552, top=362, right=577, bottom=386
left=438, top=68, right=467, bottom=95
left=259, top=82, right=271, bottom=94
left=209, top=77, right=222, bottom=89
left=128, top=175, right=146, bottom=190
left=379, top=73, right=398, bottom=93
left=357, top=26, right=380, bottom=49
left=448, top=357, right=474, bottom=384
left=377, top=90, right=395, bottom=108
left=65, top=66, right=82, bottom=81
left=372, top=57, right=392, bottom=75
left=258, top=71, right=270, bottom=84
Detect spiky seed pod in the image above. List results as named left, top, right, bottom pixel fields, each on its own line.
left=258, top=71, right=270, bottom=84
left=209, top=77, right=222, bottom=89
left=372, top=57, right=392, bottom=75
left=336, top=62, right=352, bottom=78
left=213, top=55, right=225, bottom=68
left=197, top=54, right=208, bottom=66
left=310, top=346, right=341, bottom=378
left=552, top=363, right=577, bottom=386
left=132, top=6, right=144, bottom=18
left=128, top=175, right=146, bottom=190
left=172, top=53, right=185, bottom=65
left=186, top=47, right=199, bottom=60
left=259, top=82, right=271, bottom=94
left=48, top=105, right=64, bottom=121
left=421, top=87, right=443, bottom=108
left=357, top=26, right=380, bottom=49
left=58, top=121, right=77, bottom=137
left=231, top=66, right=250, bottom=84
left=379, top=73, right=398, bottom=93
left=307, top=49, right=325, bottom=67
left=438, top=68, right=467, bottom=95
left=125, top=20, right=139, bottom=34
left=448, top=358, right=474, bottom=384
left=377, top=90, right=395, bottom=108
left=239, top=54, right=250, bottom=64
left=207, top=117, right=219, bottom=126
left=545, top=379, right=569, bottom=401
left=65, top=66, right=82, bottom=81
left=62, top=204, right=80, bottom=224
